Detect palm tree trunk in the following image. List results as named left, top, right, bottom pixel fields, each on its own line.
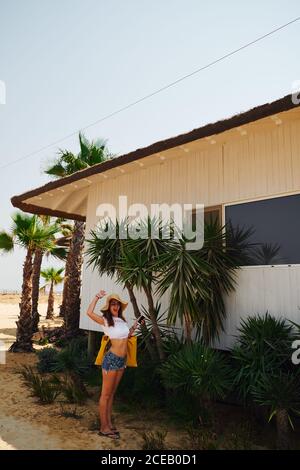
left=64, top=221, right=85, bottom=339
left=10, top=247, right=34, bottom=352
left=144, top=284, right=165, bottom=361
left=125, top=281, right=157, bottom=361
left=31, top=247, right=43, bottom=332
left=184, top=312, right=192, bottom=343
left=59, top=249, right=71, bottom=318
left=46, top=281, right=55, bottom=320
left=276, top=409, right=291, bottom=450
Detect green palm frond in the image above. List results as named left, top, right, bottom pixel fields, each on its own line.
left=0, top=231, right=14, bottom=252
left=46, top=245, right=68, bottom=261
left=158, top=342, right=233, bottom=400
left=41, top=266, right=64, bottom=284
left=232, top=313, right=296, bottom=401
left=8, top=213, right=61, bottom=251
left=252, top=371, right=300, bottom=427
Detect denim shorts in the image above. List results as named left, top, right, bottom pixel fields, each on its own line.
left=102, top=350, right=127, bottom=373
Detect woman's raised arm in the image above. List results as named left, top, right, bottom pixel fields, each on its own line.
left=86, top=290, right=106, bottom=325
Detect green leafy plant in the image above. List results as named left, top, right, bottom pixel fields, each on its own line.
left=232, top=313, right=296, bottom=401
left=53, top=338, right=91, bottom=376
left=251, top=371, right=300, bottom=450
left=159, top=342, right=233, bottom=422
left=36, top=347, right=59, bottom=373
left=18, top=366, right=60, bottom=404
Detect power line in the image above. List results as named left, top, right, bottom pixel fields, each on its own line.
left=1, top=15, right=300, bottom=171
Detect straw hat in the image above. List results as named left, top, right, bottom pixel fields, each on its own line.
left=100, top=293, right=128, bottom=313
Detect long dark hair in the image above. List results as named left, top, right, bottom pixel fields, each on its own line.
left=102, top=300, right=126, bottom=327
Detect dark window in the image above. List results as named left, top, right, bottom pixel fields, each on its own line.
left=225, top=194, right=300, bottom=265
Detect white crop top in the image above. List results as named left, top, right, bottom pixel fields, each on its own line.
left=101, top=316, right=130, bottom=339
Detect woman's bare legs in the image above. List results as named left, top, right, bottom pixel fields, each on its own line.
left=99, top=370, right=117, bottom=433
left=107, top=368, right=125, bottom=430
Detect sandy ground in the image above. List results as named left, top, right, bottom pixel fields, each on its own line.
left=0, top=294, right=183, bottom=451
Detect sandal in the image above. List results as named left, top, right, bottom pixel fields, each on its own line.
left=98, top=431, right=120, bottom=440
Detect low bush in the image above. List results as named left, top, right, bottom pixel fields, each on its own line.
left=141, top=430, right=167, bottom=450
left=36, top=347, right=59, bottom=373
left=18, top=366, right=60, bottom=404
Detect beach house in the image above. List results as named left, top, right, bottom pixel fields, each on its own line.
left=11, top=93, right=300, bottom=348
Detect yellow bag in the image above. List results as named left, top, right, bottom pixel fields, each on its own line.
left=95, top=335, right=137, bottom=367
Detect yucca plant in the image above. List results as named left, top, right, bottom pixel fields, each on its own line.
left=232, top=313, right=296, bottom=401
left=19, top=365, right=60, bottom=404
left=159, top=342, right=233, bottom=422
left=252, top=371, right=300, bottom=449
left=52, top=339, right=92, bottom=395
left=36, top=347, right=59, bottom=373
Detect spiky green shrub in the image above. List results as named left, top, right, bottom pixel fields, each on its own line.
left=232, top=313, right=296, bottom=401
left=19, top=366, right=60, bottom=404
left=117, top=356, right=164, bottom=408
left=158, top=342, right=233, bottom=406
left=36, top=347, right=59, bottom=373
left=251, top=371, right=300, bottom=449
left=53, top=339, right=91, bottom=377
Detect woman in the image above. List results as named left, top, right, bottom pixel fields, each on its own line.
left=86, top=290, right=143, bottom=440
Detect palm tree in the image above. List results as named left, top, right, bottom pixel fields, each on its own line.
left=44, top=133, right=112, bottom=178
left=154, top=232, right=211, bottom=343
left=44, top=133, right=113, bottom=338
left=31, top=216, right=68, bottom=332
left=154, top=219, right=252, bottom=344
left=63, top=221, right=85, bottom=338
left=0, top=213, right=60, bottom=352
left=40, top=267, right=64, bottom=320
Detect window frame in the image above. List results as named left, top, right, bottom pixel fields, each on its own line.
left=223, top=192, right=300, bottom=268
left=191, top=204, right=223, bottom=225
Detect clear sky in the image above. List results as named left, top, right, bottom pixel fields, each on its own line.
left=0, top=0, right=299, bottom=291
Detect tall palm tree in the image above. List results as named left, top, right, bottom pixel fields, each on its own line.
left=0, top=213, right=60, bottom=352
left=40, top=267, right=64, bottom=320
left=31, top=216, right=68, bottom=332
left=44, top=133, right=112, bottom=338
left=63, top=220, right=85, bottom=338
